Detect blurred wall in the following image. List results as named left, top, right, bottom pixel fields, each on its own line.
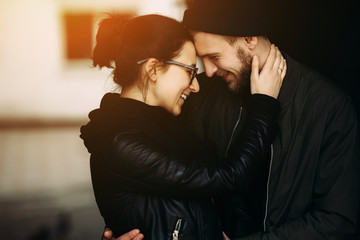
left=0, top=0, right=187, bottom=123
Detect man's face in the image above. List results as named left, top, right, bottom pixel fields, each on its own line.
left=192, top=31, right=252, bottom=93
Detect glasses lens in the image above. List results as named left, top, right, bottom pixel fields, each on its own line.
left=164, top=60, right=197, bottom=84
left=190, top=68, right=198, bottom=84
left=191, top=71, right=195, bottom=81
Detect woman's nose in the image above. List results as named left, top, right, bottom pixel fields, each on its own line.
left=189, top=77, right=200, bottom=93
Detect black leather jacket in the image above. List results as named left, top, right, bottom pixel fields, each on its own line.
left=80, top=93, right=279, bottom=240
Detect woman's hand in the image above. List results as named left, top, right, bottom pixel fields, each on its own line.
left=102, top=228, right=144, bottom=240
left=223, top=231, right=230, bottom=240
left=250, top=44, right=286, bottom=98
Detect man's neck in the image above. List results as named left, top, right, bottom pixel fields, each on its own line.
left=257, top=39, right=272, bottom=69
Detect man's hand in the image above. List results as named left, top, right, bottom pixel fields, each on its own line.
left=102, top=228, right=144, bottom=240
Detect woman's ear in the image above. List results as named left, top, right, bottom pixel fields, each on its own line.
left=145, top=58, right=160, bottom=81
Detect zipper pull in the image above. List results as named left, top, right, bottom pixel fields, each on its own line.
left=172, top=218, right=182, bottom=240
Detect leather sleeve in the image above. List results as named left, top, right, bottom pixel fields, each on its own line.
left=103, top=94, right=280, bottom=198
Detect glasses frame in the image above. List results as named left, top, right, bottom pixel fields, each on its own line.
left=137, top=58, right=198, bottom=84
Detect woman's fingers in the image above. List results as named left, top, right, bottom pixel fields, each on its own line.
left=278, top=56, right=284, bottom=73
left=116, top=229, right=143, bottom=240
left=271, top=47, right=286, bottom=84
left=281, top=59, right=287, bottom=80
left=103, top=228, right=114, bottom=240
left=251, top=55, right=259, bottom=81
left=250, top=44, right=287, bottom=98
left=263, top=44, right=276, bottom=71
left=250, top=55, right=260, bottom=94
left=103, top=228, right=144, bottom=240
left=273, top=46, right=282, bottom=70
left=222, top=232, right=230, bottom=240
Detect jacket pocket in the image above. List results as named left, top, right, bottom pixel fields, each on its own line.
left=172, top=218, right=182, bottom=240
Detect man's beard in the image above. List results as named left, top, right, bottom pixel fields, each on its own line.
left=232, top=47, right=252, bottom=96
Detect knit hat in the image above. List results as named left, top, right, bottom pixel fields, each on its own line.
left=183, top=0, right=270, bottom=37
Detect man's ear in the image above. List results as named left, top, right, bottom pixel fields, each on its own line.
left=244, top=36, right=258, bottom=50
left=145, top=58, right=160, bottom=81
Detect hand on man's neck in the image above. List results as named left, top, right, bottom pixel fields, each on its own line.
left=256, top=38, right=272, bottom=70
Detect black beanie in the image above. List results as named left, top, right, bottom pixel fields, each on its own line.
left=183, top=0, right=270, bottom=37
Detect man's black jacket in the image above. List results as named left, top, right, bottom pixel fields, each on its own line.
left=181, top=53, right=360, bottom=239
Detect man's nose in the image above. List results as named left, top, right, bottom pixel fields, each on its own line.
left=203, top=59, right=218, bottom=77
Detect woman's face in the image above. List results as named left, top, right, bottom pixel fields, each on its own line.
left=151, top=41, right=200, bottom=116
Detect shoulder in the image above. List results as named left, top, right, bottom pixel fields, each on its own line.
left=293, top=59, right=351, bottom=109
left=297, top=65, right=358, bottom=126
left=282, top=56, right=358, bottom=126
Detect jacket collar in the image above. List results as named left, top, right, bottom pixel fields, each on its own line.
left=277, top=53, right=301, bottom=109
left=95, top=93, right=176, bottom=125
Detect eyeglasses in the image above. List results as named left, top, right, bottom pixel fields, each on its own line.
left=137, top=58, right=198, bottom=84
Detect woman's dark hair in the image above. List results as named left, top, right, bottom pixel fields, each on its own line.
left=92, top=14, right=192, bottom=89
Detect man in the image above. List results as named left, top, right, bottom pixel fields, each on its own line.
left=105, top=0, right=359, bottom=239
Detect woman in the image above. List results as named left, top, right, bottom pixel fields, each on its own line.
left=80, top=14, right=285, bottom=240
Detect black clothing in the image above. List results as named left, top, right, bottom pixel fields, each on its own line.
left=80, top=93, right=279, bottom=240
left=182, top=53, right=360, bottom=239
left=183, top=0, right=269, bottom=38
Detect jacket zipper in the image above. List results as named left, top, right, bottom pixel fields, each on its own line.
left=212, top=107, right=242, bottom=225
left=225, top=107, right=243, bottom=157
left=263, top=144, right=273, bottom=232
left=172, top=218, right=182, bottom=240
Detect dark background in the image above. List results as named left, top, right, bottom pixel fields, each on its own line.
left=267, top=0, right=360, bottom=122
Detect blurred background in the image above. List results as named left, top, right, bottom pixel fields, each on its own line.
left=0, top=0, right=358, bottom=239
left=0, top=0, right=189, bottom=239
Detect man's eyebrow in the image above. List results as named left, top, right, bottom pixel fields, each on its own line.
left=197, top=53, right=219, bottom=58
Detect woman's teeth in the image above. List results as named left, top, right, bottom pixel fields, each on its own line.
left=181, top=93, right=187, bottom=100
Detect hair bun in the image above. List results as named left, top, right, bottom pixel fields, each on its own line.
left=92, top=15, right=130, bottom=69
